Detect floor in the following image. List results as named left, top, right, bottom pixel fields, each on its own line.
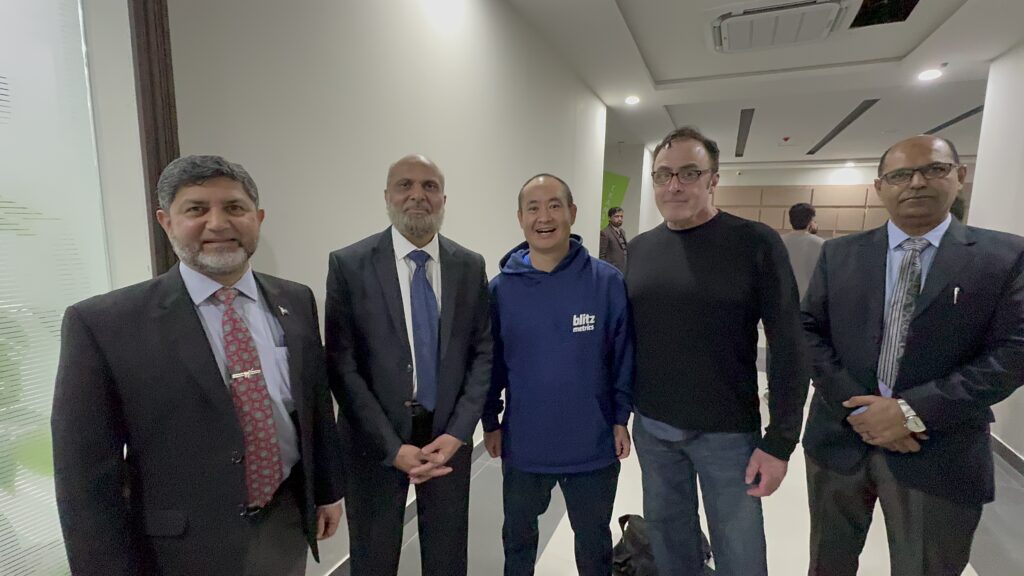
left=315, top=330, right=1024, bottom=575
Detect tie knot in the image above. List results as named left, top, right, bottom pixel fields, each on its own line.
left=214, top=287, right=239, bottom=306
left=899, top=237, right=930, bottom=253
left=408, top=250, right=431, bottom=268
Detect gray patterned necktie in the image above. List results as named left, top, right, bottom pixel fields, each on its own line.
left=877, top=237, right=931, bottom=390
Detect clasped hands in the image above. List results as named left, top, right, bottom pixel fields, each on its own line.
left=843, top=395, right=928, bottom=454
left=393, top=433, right=464, bottom=485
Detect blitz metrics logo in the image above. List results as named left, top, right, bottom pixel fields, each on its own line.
left=571, top=313, right=596, bottom=333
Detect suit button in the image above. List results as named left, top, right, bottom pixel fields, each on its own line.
left=231, top=451, right=243, bottom=464
left=406, top=363, right=413, bottom=373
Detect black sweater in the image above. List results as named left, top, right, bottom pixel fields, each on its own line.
left=626, top=212, right=808, bottom=460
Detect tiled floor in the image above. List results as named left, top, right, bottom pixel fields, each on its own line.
left=315, top=330, right=1022, bottom=575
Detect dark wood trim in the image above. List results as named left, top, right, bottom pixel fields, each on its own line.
left=128, top=0, right=179, bottom=276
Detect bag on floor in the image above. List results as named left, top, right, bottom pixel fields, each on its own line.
left=611, top=514, right=715, bottom=576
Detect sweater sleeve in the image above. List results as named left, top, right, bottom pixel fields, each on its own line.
left=757, top=230, right=810, bottom=460
left=481, top=282, right=506, bottom=433
left=609, top=275, right=635, bottom=425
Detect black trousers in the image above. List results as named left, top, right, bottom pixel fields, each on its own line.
left=346, top=408, right=472, bottom=576
left=243, top=465, right=308, bottom=576
left=806, top=450, right=982, bottom=576
left=502, top=461, right=620, bottom=576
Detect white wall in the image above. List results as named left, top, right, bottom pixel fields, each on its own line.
left=82, top=0, right=151, bottom=288
left=968, top=41, right=1024, bottom=458
left=637, top=147, right=661, bottom=233
left=167, top=0, right=606, bottom=299
left=603, top=142, right=644, bottom=240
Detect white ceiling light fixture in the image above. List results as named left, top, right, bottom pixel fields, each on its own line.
left=625, top=95, right=640, bottom=105
left=712, top=0, right=849, bottom=54
left=918, top=68, right=943, bottom=81
left=845, top=161, right=856, bottom=167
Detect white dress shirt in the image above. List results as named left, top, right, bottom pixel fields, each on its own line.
left=391, top=226, right=443, bottom=395
left=180, top=263, right=300, bottom=477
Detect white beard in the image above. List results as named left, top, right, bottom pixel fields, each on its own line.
left=387, top=204, right=444, bottom=239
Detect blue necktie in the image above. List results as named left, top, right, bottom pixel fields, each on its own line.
left=408, top=250, right=439, bottom=411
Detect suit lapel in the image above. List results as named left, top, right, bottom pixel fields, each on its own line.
left=438, top=236, right=459, bottom=362
left=255, top=273, right=305, bottom=418
left=373, top=230, right=412, bottom=352
left=154, top=265, right=235, bottom=415
left=858, top=227, right=889, bottom=363
left=912, top=219, right=972, bottom=320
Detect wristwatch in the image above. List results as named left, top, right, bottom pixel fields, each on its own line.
left=897, top=399, right=927, bottom=433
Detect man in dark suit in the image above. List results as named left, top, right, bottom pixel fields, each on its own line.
left=325, top=154, right=492, bottom=576
left=599, top=206, right=628, bottom=272
left=802, top=135, right=1024, bottom=575
left=51, top=155, right=345, bottom=576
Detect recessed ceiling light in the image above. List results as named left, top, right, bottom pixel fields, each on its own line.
left=918, top=69, right=943, bottom=81
left=625, top=95, right=640, bottom=105
left=845, top=161, right=856, bottom=167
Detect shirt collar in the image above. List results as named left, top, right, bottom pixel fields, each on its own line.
left=179, top=262, right=259, bottom=305
left=887, top=214, right=952, bottom=251
left=391, top=226, right=440, bottom=264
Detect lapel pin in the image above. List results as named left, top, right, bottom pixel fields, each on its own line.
left=953, top=286, right=960, bottom=305
left=278, top=305, right=289, bottom=316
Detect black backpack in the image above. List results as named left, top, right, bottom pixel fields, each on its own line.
left=612, top=514, right=715, bottom=576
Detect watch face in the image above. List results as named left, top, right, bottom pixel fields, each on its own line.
left=907, top=416, right=926, bottom=433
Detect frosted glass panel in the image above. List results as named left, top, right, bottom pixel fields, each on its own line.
left=0, top=0, right=110, bottom=574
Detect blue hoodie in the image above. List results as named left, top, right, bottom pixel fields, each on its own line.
left=482, top=236, right=634, bottom=474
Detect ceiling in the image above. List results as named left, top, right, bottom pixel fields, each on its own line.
left=505, top=0, right=1024, bottom=165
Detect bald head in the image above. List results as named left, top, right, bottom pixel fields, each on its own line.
left=878, top=135, right=960, bottom=177
left=387, top=154, right=445, bottom=189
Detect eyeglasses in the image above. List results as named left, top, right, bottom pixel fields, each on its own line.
left=651, top=168, right=711, bottom=186
left=880, top=162, right=956, bottom=186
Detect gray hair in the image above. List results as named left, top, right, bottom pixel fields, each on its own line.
left=156, top=155, right=259, bottom=211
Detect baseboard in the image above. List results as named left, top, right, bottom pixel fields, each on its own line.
left=992, top=433, right=1024, bottom=478
left=329, top=438, right=489, bottom=576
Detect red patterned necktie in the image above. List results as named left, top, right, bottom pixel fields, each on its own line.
left=215, top=287, right=283, bottom=507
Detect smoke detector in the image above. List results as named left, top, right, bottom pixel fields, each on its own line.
left=713, top=1, right=848, bottom=53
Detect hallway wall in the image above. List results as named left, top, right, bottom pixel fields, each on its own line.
left=968, top=40, right=1024, bottom=458
left=167, top=0, right=607, bottom=300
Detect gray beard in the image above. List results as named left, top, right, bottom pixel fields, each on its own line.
left=168, top=235, right=253, bottom=278
left=387, top=204, right=444, bottom=239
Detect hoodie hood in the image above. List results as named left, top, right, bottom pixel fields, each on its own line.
left=499, top=235, right=588, bottom=275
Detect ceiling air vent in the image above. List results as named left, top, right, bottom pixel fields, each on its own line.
left=713, top=1, right=848, bottom=53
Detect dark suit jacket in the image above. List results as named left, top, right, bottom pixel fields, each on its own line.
left=51, top=265, right=345, bottom=576
left=801, top=220, right=1024, bottom=505
left=599, top=224, right=628, bottom=272
left=325, top=228, right=493, bottom=466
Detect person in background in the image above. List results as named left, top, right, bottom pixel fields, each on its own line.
left=599, top=206, right=628, bottom=272
left=782, top=202, right=826, bottom=300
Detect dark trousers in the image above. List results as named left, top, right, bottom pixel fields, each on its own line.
left=243, top=465, right=308, bottom=576
left=502, top=461, right=620, bottom=576
left=346, top=408, right=472, bottom=576
left=807, top=450, right=983, bottom=576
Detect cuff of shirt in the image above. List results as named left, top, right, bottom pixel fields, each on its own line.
left=318, top=499, right=344, bottom=508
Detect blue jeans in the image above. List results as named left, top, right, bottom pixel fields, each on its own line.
left=633, top=422, right=767, bottom=576
left=502, top=461, right=620, bottom=576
